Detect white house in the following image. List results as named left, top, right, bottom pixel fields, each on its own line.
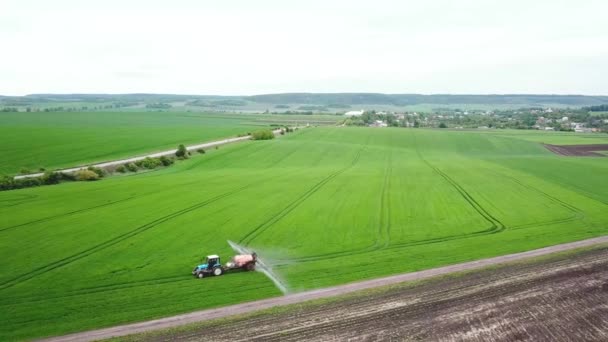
left=344, top=110, right=364, bottom=116
left=370, top=120, right=388, bottom=127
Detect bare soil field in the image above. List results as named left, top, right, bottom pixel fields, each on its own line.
left=544, top=143, right=608, bottom=157
left=138, top=246, right=608, bottom=342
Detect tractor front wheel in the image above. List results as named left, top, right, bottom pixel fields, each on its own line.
left=197, top=272, right=204, bottom=279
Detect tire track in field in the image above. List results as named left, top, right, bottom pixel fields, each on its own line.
left=0, top=275, right=187, bottom=306
left=277, top=135, right=506, bottom=264
left=412, top=135, right=506, bottom=235
left=377, top=146, right=393, bottom=249
left=0, top=185, right=251, bottom=291
left=487, top=169, right=586, bottom=230
left=0, top=197, right=136, bottom=233
left=0, top=275, right=274, bottom=307
left=0, top=194, right=38, bottom=208
left=238, top=145, right=366, bottom=246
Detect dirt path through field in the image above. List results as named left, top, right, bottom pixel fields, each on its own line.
left=15, top=129, right=285, bottom=180
left=39, top=235, right=608, bottom=342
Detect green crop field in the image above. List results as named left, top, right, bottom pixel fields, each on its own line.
left=1, top=127, right=607, bottom=340
left=0, top=111, right=339, bottom=175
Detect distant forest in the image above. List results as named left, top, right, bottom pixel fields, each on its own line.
left=584, top=104, right=608, bottom=112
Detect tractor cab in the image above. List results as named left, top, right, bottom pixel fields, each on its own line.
left=192, top=254, right=224, bottom=278
left=205, top=255, right=220, bottom=268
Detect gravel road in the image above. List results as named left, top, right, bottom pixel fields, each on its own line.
left=15, top=129, right=284, bottom=180
left=39, top=235, right=608, bottom=342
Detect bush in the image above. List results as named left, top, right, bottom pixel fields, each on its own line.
left=175, top=144, right=188, bottom=158
left=439, top=122, right=447, bottom=128
left=20, top=168, right=31, bottom=175
left=115, top=165, right=127, bottom=173
left=41, top=171, right=61, bottom=185
left=39, top=167, right=46, bottom=172
left=125, top=163, right=138, bottom=172
left=0, top=176, right=13, bottom=191
left=197, top=148, right=206, bottom=154
left=75, top=169, right=100, bottom=181
left=60, top=172, right=76, bottom=181
left=250, top=129, right=275, bottom=140
left=18, top=177, right=42, bottom=188
left=87, top=166, right=105, bottom=178
left=139, top=157, right=162, bottom=169
left=159, top=156, right=174, bottom=166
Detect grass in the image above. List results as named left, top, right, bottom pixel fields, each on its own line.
left=0, top=127, right=607, bottom=340
left=0, top=111, right=339, bottom=175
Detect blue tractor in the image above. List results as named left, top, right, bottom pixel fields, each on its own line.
left=192, top=254, right=223, bottom=278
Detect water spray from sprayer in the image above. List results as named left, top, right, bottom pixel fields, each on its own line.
left=227, top=240, right=289, bottom=294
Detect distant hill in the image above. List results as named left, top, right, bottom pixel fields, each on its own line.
left=248, top=93, right=608, bottom=106
left=1, top=93, right=607, bottom=108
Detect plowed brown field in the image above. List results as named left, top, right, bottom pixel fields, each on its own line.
left=544, top=143, right=608, bottom=157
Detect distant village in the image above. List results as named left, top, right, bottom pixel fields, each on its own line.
left=341, top=107, right=608, bottom=133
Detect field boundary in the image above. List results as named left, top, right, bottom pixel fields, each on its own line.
left=39, top=235, right=608, bottom=342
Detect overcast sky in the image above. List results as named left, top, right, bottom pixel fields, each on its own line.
left=1, top=0, right=607, bottom=96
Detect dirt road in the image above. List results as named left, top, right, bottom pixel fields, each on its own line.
left=15, top=129, right=284, bottom=180
left=40, top=235, right=608, bottom=342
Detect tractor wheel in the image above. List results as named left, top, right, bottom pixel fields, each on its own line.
left=213, top=267, right=223, bottom=276
left=197, top=272, right=204, bottom=279
left=246, top=263, right=255, bottom=271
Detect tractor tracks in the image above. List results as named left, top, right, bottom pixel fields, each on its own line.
left=278, top=136, right=507, bottom=264
left=0, top=197, right=136, bottom=233
left=239, top=145, right=366, bottom=246
left=0, top=185, right=252, bottom=291
left=415, top=154, right=505, bottom=236
left=489, top=169, right=586, bottom=230
left=377, top=146, right=393, bottom=249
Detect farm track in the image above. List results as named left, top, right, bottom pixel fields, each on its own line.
left=0, top=275, right=275, bottom=308
left=280, top=138, right=508, bottom=264
left=0, top=185, right=253, bottom=291
left=541, top=176, right=608, bottom=207
left=41, top=236, right=608, bottom=342
left=0, top=193, right=38, bottom=207
left=239, top=143, right=367, bottom=246
left=486, top=167, right=586, bottom=230
left=0, top=197, right=136, bottom=233
left=378, top=148, right=393, bottom=248
left=412, top=134, right=506, bottom=235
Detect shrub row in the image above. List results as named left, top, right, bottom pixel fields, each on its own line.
left=251, top=129, right=275, bottom=140
left=3, top=144, right=204, bottom=192
left=0, top=166, right=106, bottom=191
left=115, top=156, right=174, bottom=174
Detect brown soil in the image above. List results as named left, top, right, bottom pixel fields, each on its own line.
left=148, top=247, right=608, bottom=342
left=544, top=144, right=608, bottom=157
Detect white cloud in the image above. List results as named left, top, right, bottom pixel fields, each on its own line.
left=1, top=0, right=607, bottom=95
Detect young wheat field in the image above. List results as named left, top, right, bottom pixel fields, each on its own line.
left=1, top=126, right=607, bottom=340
